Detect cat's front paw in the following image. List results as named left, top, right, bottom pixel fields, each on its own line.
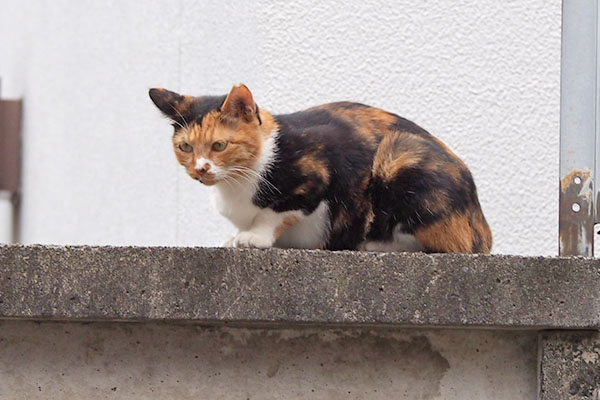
left=232, top=232, right=274, bottom=248
left=222, top=236, right=235, bottom=247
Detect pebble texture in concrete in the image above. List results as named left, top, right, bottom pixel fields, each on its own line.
left=1, top=245, right=599, bottom=328
left=0, top=321, right=537, bottom=400
left=539, top=331, right=600, bottom=400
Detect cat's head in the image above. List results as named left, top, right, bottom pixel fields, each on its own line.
left=149, top=84, right=270, bottom=186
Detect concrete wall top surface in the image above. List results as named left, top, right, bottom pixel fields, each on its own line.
left=2, top=245, right=598, bottom=329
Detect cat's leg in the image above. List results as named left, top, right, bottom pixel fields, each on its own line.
left=359, top=224, right=425, bottom=252
left=232, top=208, right=302, bottom=248
left=221, top=236, right=235, bottom=247
left=275, top=201, right=330, bottom=249
left=358, top=236, right=425, bottom=252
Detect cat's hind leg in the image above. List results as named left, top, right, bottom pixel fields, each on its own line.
left=358, top=224, right=425, bottom=252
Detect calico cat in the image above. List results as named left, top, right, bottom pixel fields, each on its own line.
left=149, top=84, right=492, bottom=253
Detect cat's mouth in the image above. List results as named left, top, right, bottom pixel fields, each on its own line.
left=197, top=174, right=218, bottom=185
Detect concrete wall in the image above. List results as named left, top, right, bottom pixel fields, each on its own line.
left=0, top=1, right=561, bottom=255
left=0, top=321, right=537, bottom=399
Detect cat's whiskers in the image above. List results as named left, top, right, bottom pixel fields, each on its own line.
left=231, top=172, right=261, bottom=193
left=228, top=166, right=281, bottom=195
left=415, top=210, right=424, bottom=224
left=220, top=175, right=236, bottom=191
left=225, top=168, right=260, bottom=190
left=236, top=165, right=280, bottom=193
left=227, top=168, right=277, bottom=202
left=228, top=169, right=255, bottom=185
left=212, top=168, right=243, bottom=190
left=169, top=104, right=191, bottom=131
left=227, top=173, right=259, bottom=194
left=171, top=119, right=185, bottom=130
left=245, top=152, right=280, bottom=191
left=230, top=167, right=263, bottom=183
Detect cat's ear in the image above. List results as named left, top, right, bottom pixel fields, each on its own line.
left=149, top=88, right=186, bottom=120
left=221, top=84, right=259, bottom=124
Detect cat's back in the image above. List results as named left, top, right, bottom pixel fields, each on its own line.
left=274, top=101, right=465, bottom=173
left=272, top=101, right=474, bottom=184
left=275, top=101, right=426, bottom=139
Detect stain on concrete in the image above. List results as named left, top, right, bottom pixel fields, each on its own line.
left=266, top=358, right=280, bottom=378
left=540, top=331, right=600, bottom=400
left=0, top=321, right=537, bottom=400
left=225, top=329, right=450, bottom=399
left=570, top=346, right=600, bottom=397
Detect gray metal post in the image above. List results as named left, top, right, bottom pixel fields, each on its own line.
left=559, top=0, right=598, bottom=257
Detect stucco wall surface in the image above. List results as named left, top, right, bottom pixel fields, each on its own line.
left=0, top=1, right=561, bottom=255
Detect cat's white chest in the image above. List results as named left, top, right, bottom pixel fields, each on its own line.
left=211, top=183, right=260, bottom=231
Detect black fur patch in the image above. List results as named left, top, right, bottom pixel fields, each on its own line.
left=192, top=95, right=227, bottom=126
left=251, top=102, right=490, bottom=251
left=391, top=115, right=430, bottom=135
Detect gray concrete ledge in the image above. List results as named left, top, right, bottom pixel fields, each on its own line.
left=0, top=245, right=599, bottom=329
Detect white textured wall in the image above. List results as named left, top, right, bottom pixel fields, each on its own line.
left=0, top=0, right=561, bottom=255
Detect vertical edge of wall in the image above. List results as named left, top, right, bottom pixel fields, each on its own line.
left=0, top=193, right=14, bottom=243
left=0, top=98, right=23, bottom=243
left=0, top=100, right=22, bottom=193
left=538, top=331, right=600, bottom=400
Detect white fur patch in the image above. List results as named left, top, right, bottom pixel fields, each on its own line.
left=359, top=224, right=425, bottom=252
left=195, top=157, right=213, bottom=170
left=212, top=178, right=260, bottom=232
left=196, top=157, right=226, bottom=177
left=211, top=130, right=332, bottom=249
left=253, top=131, right=279, bottom=178
left=275, top=201, right=330, bottom=249
left=211, top=130, right=281, bottom=246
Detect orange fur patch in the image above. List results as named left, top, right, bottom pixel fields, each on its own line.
left=274, top=215, right=300, bottom=239
left=293, top=181, right=317, bottom=196
left=472, top=209, right=493, bottom=253
left=443, top=163, right=462, bottom=182
left=172, top=108, right=276, bottom=184
left=414, top=210, right=492, bottom=254
left=332, top=212, right=350, bottom=231
left=372, top=134, right=424, bottom=182
left=414, top=213, right=474, bottom=253
left=175, top=95, right=195, bottom=115
left=296, top=154, right=331, bottom=184
left=314, top=104, right=398, bottom=144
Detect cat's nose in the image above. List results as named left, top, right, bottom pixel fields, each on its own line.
left=195, top=163, right=211, bottom=175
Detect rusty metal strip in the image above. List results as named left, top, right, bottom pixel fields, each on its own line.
left=596, top=0, right=600, bottom=255
left=0, top=99, right=22, bottom=192
left=559, top=0, right=597, bottom=256
left=597, top=122, right=600, bottom=223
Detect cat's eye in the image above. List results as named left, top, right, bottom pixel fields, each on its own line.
left=178, top=143, right=193, bottom=153
left=212, top=141, right=228, bottom=152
